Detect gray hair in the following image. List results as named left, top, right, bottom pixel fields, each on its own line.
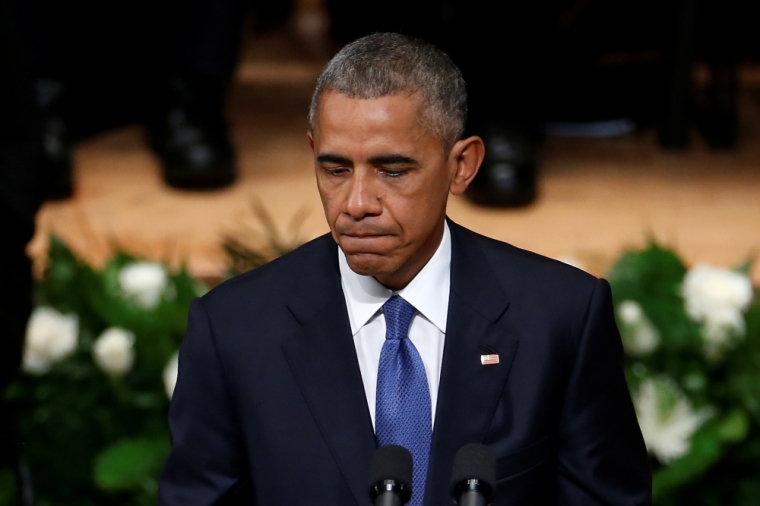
left=308, top=33, right=467, bottom=152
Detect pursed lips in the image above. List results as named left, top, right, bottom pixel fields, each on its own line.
left=339, top=233, right=393, bottom=251
left=342, top=233, right=386, bottom=238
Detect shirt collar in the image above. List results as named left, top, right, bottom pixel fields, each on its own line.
left=339, top=222, right=451, bottom=335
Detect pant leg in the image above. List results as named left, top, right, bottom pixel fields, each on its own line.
left=172, top=0, right=250, bottom=79
left=0, top=0, right=44, bottom=393
left=325, top=0, right=553, bottom=130
left=444, top=0, right=557, bottom=130
left=327, top=0, right=443, bottom=44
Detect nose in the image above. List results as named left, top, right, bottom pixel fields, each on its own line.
left=345, top=169, right=382, bottom=219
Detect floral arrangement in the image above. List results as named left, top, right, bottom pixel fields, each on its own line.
left=2, top=236, right=758, bottom=506
left=609, top=243, right=760, bottom=505
left=2, top=237, right=203, bottom=506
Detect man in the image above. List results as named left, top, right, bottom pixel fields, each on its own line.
left=29, top=0, right=248, bottom=194
left=158, top=33, right=651, bottom=506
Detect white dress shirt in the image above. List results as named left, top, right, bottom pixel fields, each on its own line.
left=338, top=222, right=451, bottom=430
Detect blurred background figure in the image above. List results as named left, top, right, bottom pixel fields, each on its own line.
left=328, top=0, right=547, bottom=206
left=1, top=0, right=44, bottom=503
left=20, top=0, right=760, bottom=205
left=28, top=0, right=250, bottom=195
left=327, top=0, right=662, bottom=206
left=327, top=0, right=759, bottom=207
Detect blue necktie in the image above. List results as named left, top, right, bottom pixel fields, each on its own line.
left=376, top=295, right=432, bottom=506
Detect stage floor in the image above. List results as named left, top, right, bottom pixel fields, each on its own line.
left=31, top=45, right=760, bottom=283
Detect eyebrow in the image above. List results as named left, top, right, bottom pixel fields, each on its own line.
left=316, top=153, right=352, bottom=165
left=316, top=153, right=420, bottom=166
left=368, top=154, right=419, bottom=166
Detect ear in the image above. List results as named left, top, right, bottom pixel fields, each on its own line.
left=307, top=131, right=315, bottom=152
left=448, top=136, right=485, bottom=195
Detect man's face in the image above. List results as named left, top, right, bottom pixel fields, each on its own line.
left=309, top=91, right=461, bottom=289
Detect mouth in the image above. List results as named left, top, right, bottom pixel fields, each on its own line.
left=341, top=233, right=387, bottom=239
left=339, top=233, right=393, bottom=253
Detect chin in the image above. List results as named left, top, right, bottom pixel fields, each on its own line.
left=344, top=252, right=396, bottom=279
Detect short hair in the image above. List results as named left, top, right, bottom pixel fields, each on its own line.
left=308, top=33, right=467, bottom=152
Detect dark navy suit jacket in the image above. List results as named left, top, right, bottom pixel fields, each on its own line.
left=157, top=221, right=651, bottom=506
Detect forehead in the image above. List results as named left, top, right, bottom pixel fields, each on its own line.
left=313, top=92, right=440, bottom=152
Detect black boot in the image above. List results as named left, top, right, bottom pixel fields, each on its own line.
left=148, top=72, right=236, bottom=190
left=465, top=120, right=537, bottom=207
left=37, top=79, right=75, bottom=200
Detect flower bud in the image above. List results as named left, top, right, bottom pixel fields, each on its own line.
left=118, top=262, right=169, bottom=309
left=92, top=327, right=135, bottom=377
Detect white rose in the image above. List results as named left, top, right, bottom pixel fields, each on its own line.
left=617, top=300, right=660, bottom=356
left=118, top=262, right=169, bottom=309
left=23, top=306, right=79, bottom=374
left=618, top=300, right=644, bottom=325
left=633, top=378, right=712, bottom=463
left=92, top=327, right=135, bottom=377
left=682, top=264, right=752, bottom=355
left=682, top=264, right=752, bottom=323
left=628, top=323, right=660, bottom=356
left=703, top=306, right=745, bottom=344
left=163, top=352, right=179, bottom=399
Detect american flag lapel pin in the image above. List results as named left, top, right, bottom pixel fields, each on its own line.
left=480, top=354, right=500, bottom=365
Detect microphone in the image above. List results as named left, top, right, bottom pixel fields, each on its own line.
left=369, top=445, right=413, bottom=506
left=450, top=444, right=496, bottom=506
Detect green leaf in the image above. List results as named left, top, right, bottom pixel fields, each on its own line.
left=608, top=241, right=687, bottom=298
left=652, top=423, right=723, bottom=498
left=0, top=469, right=17, bottom=506
left=717, top=409, right=749, bottom=443
left=222, top=199, right=306, bottom=276
left=651, top=409, right=750, bottom=499
left=93, top=436, right=170, bottom=492
left=609, top=241, right=706, bottom=362
left=734, top=254, right=755, bottom=276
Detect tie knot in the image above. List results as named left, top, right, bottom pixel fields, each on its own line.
left=383, top=295, right=415, bottom=341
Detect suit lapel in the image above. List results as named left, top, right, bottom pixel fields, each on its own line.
left=278, top=226, right=520, bottom=505
left=280, top=237, right=376, bottom=506
left=426, top=222, right=520, bottom=504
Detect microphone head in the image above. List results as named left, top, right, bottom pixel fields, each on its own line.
left=450, top=443, right=496, bottom=501
left=369, top=445, right=413, bottom=502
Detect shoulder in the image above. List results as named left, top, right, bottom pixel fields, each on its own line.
left=450, top=222, right=614, bottom=364
left=456, top=222, right=597, bottom=282
left=451, top=222, right=604, bottom=316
